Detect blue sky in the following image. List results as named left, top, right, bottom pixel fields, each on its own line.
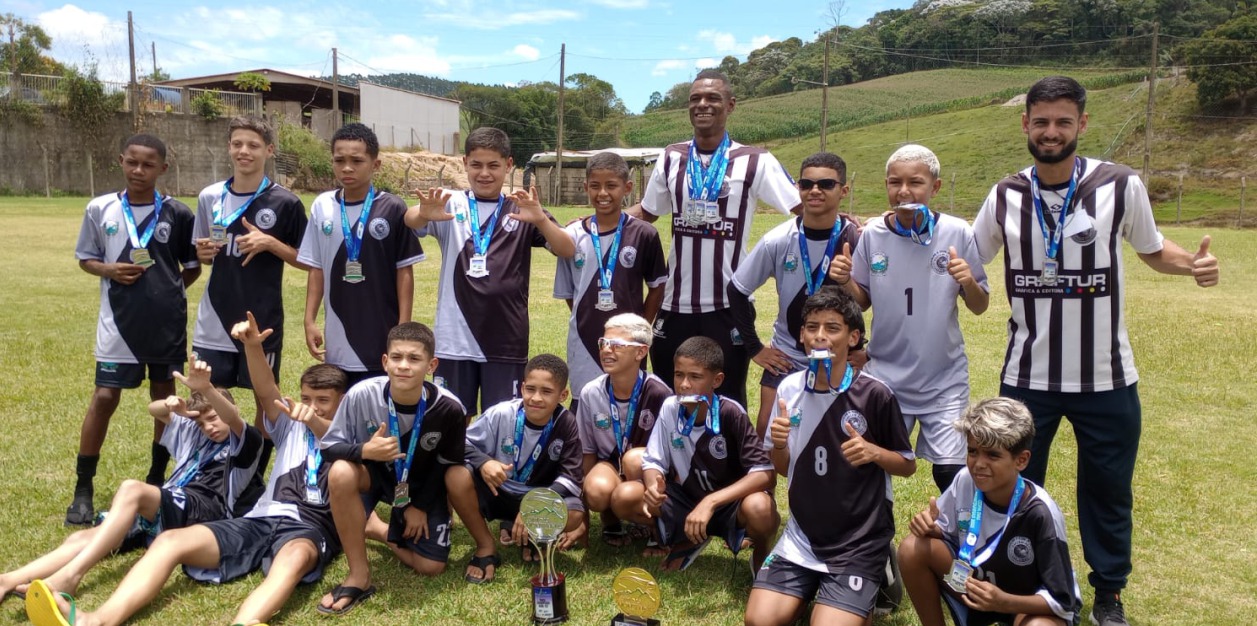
left=3, top=0, right=910, bottom=113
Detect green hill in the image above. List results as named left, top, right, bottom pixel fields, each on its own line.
left=621, top=68, right=1144, bottom=148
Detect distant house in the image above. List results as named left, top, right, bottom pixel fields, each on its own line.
left=159, top=69, right=460, bottom=155
left=525, top=148, right=664, bottom=206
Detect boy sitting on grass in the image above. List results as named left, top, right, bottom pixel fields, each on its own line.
left=898, top=398, right=1081, bottom=626
left=445, top=354, right=585, bottom=583
left=3, top=354, right=258, bottom=601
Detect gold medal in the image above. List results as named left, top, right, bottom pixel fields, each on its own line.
left=130, top=248, right=154, bottom=268
left=612, top=567, right=661, bottom=621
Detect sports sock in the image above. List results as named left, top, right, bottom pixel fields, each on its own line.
left=147, top=442, right=170, bottom=486
left=74, top=454, right=99, bottom=500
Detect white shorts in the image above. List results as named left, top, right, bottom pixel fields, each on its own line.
left=902, top=407, right=966, bottom=465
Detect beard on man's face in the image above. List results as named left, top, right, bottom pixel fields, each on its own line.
left=1027, top=137, right=1078, bottom=164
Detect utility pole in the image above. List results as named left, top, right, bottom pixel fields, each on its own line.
left=555, top=43, right=566, bottom=205
left=820, top=37, right=830, bottom=151
left=127, top=11, right=138, bottom=128
left=332, top=47, right=340, bottom=129
left=8, top=21, right=19, bottom=101
left=151, top=41, right=157, bottom=79
left=1142, top=22, right=1159, bottom=181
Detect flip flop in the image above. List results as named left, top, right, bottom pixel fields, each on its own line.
left=602, top=523, right=630, bottom=546
left=314, top=584, right=375, bottom=616
left=25, top=580, right=75, bottom=626
left=464, top=553, right=500, bottom=584
left=662, top=537, right=711, bottom=572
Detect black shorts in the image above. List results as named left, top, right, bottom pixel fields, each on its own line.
left=753, top=555, right=879, bottom=618
left=192, top=346, right=280, bottom=390
left=758, top=361, right=803, bottom=391
left=192, top=516, right=339, bottom=584
left=344, top=369, right=386, bottom=388
left=650, top=309, right=749, bottom=407
left=942, top=593, right=1018, bottom=626
left=471, top=469, right=583, bottom=524
left=117, top=486, right=225, bottom=553
left=654, top=485, right=744, bottom=553
left=434, top=359, right=522, bottom=416
left=361, top=463, right=453, bottom=563
left=95, top=361, right=177, bottom=389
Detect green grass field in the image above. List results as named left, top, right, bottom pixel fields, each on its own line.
left=0, top=196, right=1253, bottom=626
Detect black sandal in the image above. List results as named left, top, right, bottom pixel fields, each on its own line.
left=464, top=553, right=500, bottom=584
left=315, top=584, right=376, bottom=615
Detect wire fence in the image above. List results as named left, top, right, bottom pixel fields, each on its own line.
left=0, top=73, right=261, bottom=117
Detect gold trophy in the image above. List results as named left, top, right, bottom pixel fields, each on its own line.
left=522, top=488, right=570, bottom=624
left=611, top=567, right=662, bottom=626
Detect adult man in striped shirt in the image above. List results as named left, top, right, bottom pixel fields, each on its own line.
left=633, top=69, right=800, bottom=407
left=973, top=75, right=1219, bottom=626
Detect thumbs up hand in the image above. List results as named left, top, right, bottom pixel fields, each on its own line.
left=910, top=496, right=941, bottom=537
left=1191, top=235, right=1219, bottom=287
left=827, top=241, right=854, bottom=286
left=363, top=421, right=403, bottom=461
left=840, top=420, right=879, bottom=467
left=947, top=245, right=974, bottom=288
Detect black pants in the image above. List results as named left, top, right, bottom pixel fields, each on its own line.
left=650, top=309, right=749, bottom=407
left=1000, top=382, right=1140, bottom=592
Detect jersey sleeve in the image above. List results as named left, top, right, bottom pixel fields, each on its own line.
left=549, top=413, right=585, bottom=501
left=231, top=424, right=265, bottom=469
left=852, top=227, right=873, bottom=291
left=730, top=235, right=776, bottom=296
left=435, top=400, right=468, bottom=466
left=173, top=204, right=200, bottom=269
left=192, top=188, right=213, bottom=242
left=641, top=153, right=674, bottom=217
left=552, top=223, right=581, bottom=299
left=530, top=208, right=559, bottom=248
left=391, top=206, right=425, bottom=268
left=319, top=387, right=371, bottom=462
left=973, top=186, right=1005, bottom=265
left=464, top=403, right=504, bottom=469
left=960, top=225, right=990, bottom=295
left=75, top=202, right=105, bottom=262
left=731, top=404, right=772, bottom=474
left=1031, top=506, right=1082, bottom=622
left=642, top=401, right=675, bottom=476
left=750, top=151, right=800, bottom=214
left=870, top=384, right=914, bottom=459
left=279, top=194, right=308, bottom=249
left=576, top=384, right=600, bottom=455
left=639, top=226, right=668, bottom=287
left=1119, top=174, right=1165, bottom=254
left=160, top=414, right=198, bottom=458
left=295, top=204, right=323, bottom=269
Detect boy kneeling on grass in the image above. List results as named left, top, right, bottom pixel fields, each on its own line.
left=3, top=354, right=259, bottom=602
left=898, top=398, right=1082, bottom=626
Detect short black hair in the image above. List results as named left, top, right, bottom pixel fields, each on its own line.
left=300, top=364, right=349, bottom=393
left=693, top=68, right=733, bottom=98
left=465, top=127, right=511, bottom=159
left=801, top=286, right=865, bottom=347
left=800, top=152, right=846, bottom=183
left=1025, top=76, right=1087, bottom=114
left=586, top=151, right=630, bottom=181
left=332, top=122, right=380, bottom=158
left=675, top=336, right=724, bottom=374
left=228, top=116, right=274, bottom=145
left=386, top=322, right=435, bottom=358
left=122, top=134, right=167, bottom=161
left=525, top=354, right=569, bottom=389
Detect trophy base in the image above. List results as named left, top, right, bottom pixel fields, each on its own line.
left=531, top=573, right=569, bottom=625
left=611, top=613, right=661, bottom=626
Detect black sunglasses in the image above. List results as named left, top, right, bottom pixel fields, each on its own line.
left=799, top=178, right=843, bottom=191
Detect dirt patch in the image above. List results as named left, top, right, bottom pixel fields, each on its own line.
left=377, top=151, right=526, bottom=196
left=1002, top=94, right=1026, bottom=107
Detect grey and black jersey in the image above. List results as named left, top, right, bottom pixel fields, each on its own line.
left=75, top=192, right=198, bottom=364
left=244, top=410, right=334, bottom=539
left=642, top=395, right=772, bottom=504
left=576, top=373, right=673, bottom=465
left=852, top=212, right=988, bottom=413
left=161, top=413, right=264, bottom=516
left=192, top=181, right=307, bottom=354
left=641, top=140, right=799, bottom=313
left=974, top=158, right=1164, bottom=393
left=554, top=215, right=667, bottom=393
left=464, top=399, right=584, bottom=502
left=766, top=371, right=913, bottom=576
left=417, top=193, right=565, bottom=364
left=298, top=191, right=425, bottom=372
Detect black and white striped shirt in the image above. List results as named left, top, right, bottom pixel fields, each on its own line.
left=641, top=140, right=799, bottom=314
left=974, top=158, right=1164, bottom=393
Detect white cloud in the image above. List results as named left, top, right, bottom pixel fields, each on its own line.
left=588, top=0, right=649, bottom=8
left=362, top=34, right=451, bottom=76
left=424, top=8, right=580, bottom=30
left=695, top=57, right=718, bottom=69
left=512, top=44, right=541, bottom=61
left=36, top=4, right=123, bottom=44
left=697, top=30, right=777, bottom=55
left=651, top=60, right=685, bottom=76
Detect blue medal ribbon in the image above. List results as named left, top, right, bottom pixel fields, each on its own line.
left=305, top=427, right=322, bottom=494
left=214, top=176, right=270, bottom=229
left=806, top=358, right=854, bottom=396
left=589, top=214, right=626, bottom=291
left=339, top=186, right=376, bottom=263
left=388, top=389, right=428, bottom=485
left=796, top=217, right=845, bottom=296
left=511, top=405, right=556, bottom=483
left=686, top=134, right=731, bottom=202
left=171, top=440, right=229, bottom=489
left=678, top=393, right=721, bottom=438
left=958, top=476, right=1026, bottom=567
left=606, top=371, right=645, bottom=457
left=1029, top=158, right=1081, bottom=262
left=890, top=204, right=935, bottom=246
left=120, top=190, right=164, bottom=250
left=467, top=192, right=505, bottom=256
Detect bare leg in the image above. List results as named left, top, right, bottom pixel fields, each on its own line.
left=754, top=385, right=776, bottom=440
left=582, top=462, right=620, bottom=514
left=738, top=492, right=780, bottom=571
left=620, top=448, right=645, bottom=481
left=897, top=533, right=954, bottom=626
left=2, top=530, right=97, bottom=600
left=43, top=480, right=162, bottom=595
left=79, top=387, right=122, bottom=456
left=744, top=587, right=806, bottom=626
left=321, top=460, right=373, bottom=612
left=809, top=604, right=871, bottom=626
left=445, top=466, right=496, bottom=582
left=232, top=538, right=318, bottom=625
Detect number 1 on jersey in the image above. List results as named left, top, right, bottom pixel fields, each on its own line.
left=905, top=287, right=914, bottom=316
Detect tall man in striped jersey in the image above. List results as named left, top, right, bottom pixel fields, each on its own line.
left=973, top=75, right=1219, bottom=626
left=634, top=69, right=801, bottom=407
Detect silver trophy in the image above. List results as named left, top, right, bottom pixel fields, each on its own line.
left=522, top=488, right=570, bottom=624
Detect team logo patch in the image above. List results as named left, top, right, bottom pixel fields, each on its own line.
left=547, top=438, right=564, bottom=461
left=154, top=221, right=172, bottom=244
left=620, top=246, right=637, bottom=268
left=638, top=409, right=656, bottom=431
left=98, top=362, right=119, bottom=373
left=255, top=208, right=278, bottom=229
left=500, top=436, right=516, bottom=456
left=730, top=327, right=744, bottom=346
left=718, top=178, right=731, bottom=198
left=321, top=219, right=334, bottom=236
left=841, top=410, right=867, bottom=436
left=956, top=509, right=972, bottom=535
left=783, top=251, right=799, bottom=272
left=870, top=252, right=889, bottom=275
left=1071, top=227, right=1098, bottom=246
left=420, top=432, right=442, bottom=451
left=574, top=252, right=586, bottom=269
left=503, top=215, right=520, bottom=232
left=708, top=435, right=728, bottom=460
left=104, top=220, right=119, bottom=236
left=849, top=576, right=864, bottom=591
left=1008, top=536, right=1035, bottom=566
left=653, top=317, right=666, bottom=338
left=594, top=413, right=612, bottom=430
left=433, top=376, right=447, bottom=389
left=760, top=554, right=775, bottom=570
left=930, top=250, right=950, bottom=276
left=369, top=217, right=390, bottom=240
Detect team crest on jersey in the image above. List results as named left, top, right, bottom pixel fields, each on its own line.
left=956, top=509, right=971, bottom=535
left=574, top=252, right=586, bottom=269
left=620, top=246, right=637, bottom=268
left=104, top=220, right=119, bottom=236
left=930, top=250, right=950, bottom=276
left=594, top=413, right=612, bottom=430
left=638, top=409, right=656, bottom=431
left=547, top=438, right=564, bottom=461
left=255, top=208, right=278, bottom=229
left=154, top=221, right=172, bottom=244
left=1008, top=536, right=1035, bottom=566
left=321, top=219, right=334, bottom=236
left=369, top=217, right=390, bottom=240
left=841, top=410, right=867, bottom=436
left=708, top=435, right=728, bottom=459
left=455, top=207, right=467, bottom=223
left=503, top=215, right=520, bottom=232
left=870, top=252, right=889, bottom=275
left=500, top=436, right=516, bottom=456
left=783, top=251, right=799, bottom=272
left=420, top=432, right=442, bottom=451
